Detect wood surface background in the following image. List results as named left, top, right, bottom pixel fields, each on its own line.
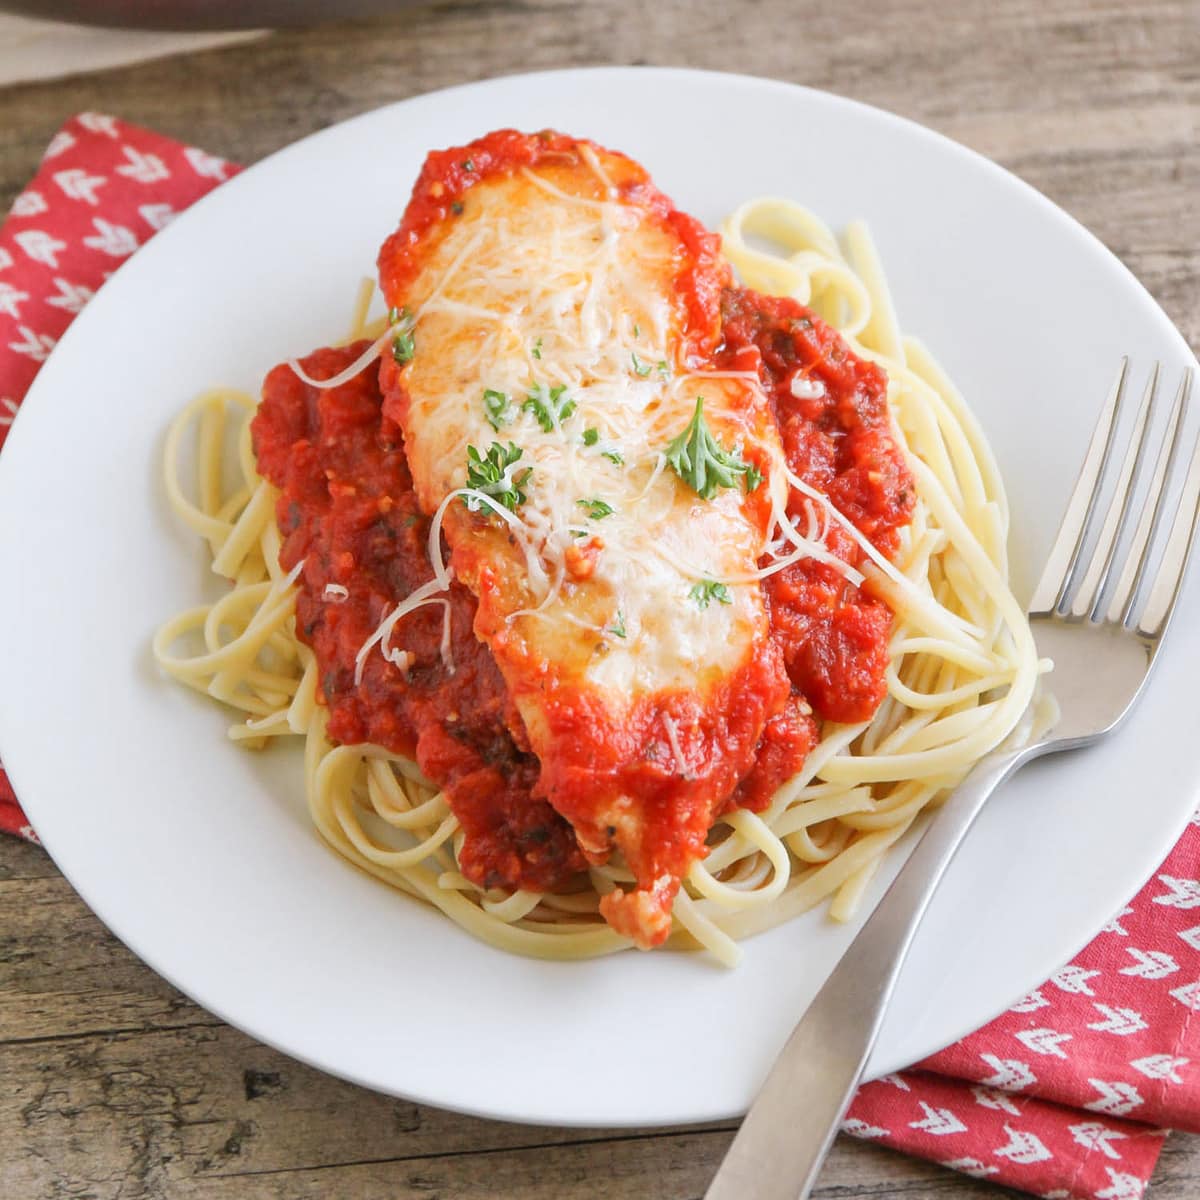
left=1, top=0, right=1198, bottom=1196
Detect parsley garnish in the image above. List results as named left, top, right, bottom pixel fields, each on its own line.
left=743, top=461, right=763, bottom=493
left=577, top=497, right=614, bottom=520
left=609, top=611, right=627, bottom=639
left=389, top=306, right=416, bottom=365
left=689, top=579, right=732, bottom=609
left=523, top=383, right=576, bottom=431
left=657, top=360, right=670, bottom=378
left=664, top=396, right=760, bottom=500
left=532, top=337, right=543, bottom=360
left=582, top=425, right=622, bottom=464
left=463, top=442, right=531, bottom=513
left=631, top=352, right=652, bottom=378
left=483, top=389, right=510, bottom=430
left=633, top=323, right=641, bottom=338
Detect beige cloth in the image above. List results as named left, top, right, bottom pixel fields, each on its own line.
left=0, top=12, right=264, bottom=87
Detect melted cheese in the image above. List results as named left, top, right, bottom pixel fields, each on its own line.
left=391, top=152, right=782, bottom=722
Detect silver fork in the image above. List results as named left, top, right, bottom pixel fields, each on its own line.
left=705, top=360, right=1200, bottom=1200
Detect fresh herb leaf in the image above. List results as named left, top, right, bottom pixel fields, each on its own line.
left=657, top=360, right=670, bottom=378
left=523, top=382, right=576, bottom=432
left=609, top=611, right=627, bottom=639
left=664, top=396, right=760, bottom=500
left=389, top=306, right=416, bottom=365
left=631, top=352, right=652, bottom=378
left=581, top=425, right=622, bottom=464
left=450, top=200, right=464, bottom=215
left=689, top=579, right=732, bottom=609
left=743, top=461, right=763, bottom=493
left=462, top=158, right=475, bottom=171
left=483, top=389, right=510, bottom=430
left=633, top=323, right=641, bottom=338
left=463, top=442, right=531, bottom=513
left=577, top=497, right=614, bottom=520
left=532, top=337, right=543, bottom=360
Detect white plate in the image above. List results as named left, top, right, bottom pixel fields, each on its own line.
left=1, top=68, right=1197, bottom=1128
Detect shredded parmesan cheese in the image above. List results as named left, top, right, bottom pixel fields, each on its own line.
left=354, top=577, right=453, bottom=685
left=662, top=714, right=689, bottom=776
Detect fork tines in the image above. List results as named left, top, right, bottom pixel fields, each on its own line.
left=1029, top=359, right=1200, bottom=640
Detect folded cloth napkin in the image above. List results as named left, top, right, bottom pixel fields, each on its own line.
left=3, top=114, right=1198, bottom=1200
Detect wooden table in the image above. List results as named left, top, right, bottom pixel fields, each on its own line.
left=1, top=2, right=1197, bottom=1196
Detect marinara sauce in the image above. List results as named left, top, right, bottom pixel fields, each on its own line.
left=252, top=344, right=587, bottom=893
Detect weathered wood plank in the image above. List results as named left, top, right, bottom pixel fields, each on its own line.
left=0, top=875, right=217, bottom=1042
left=0, top=831, right=56, bottom=880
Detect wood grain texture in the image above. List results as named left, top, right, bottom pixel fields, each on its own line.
left=1, top=1, right=1197, bottom=1196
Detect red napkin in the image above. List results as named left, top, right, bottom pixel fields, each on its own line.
left=3, top=114, right=1198, bottom=1200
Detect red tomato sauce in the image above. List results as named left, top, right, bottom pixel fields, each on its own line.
left=721, top=287, right=915, bottom=735
left=252, top=344, right=587, bottom=893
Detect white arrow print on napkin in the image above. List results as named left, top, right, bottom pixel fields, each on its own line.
left=1120, top=947, right=1178, bottom=979
left=82, top=219, right=138, bottom=258
left=0, top=248, right=11, bottom=271
left=14, top=229, right=67, bottom=269
left=1051, top=965, right=1101, bottom=995
left=1097, top=1168, right=1148, bottom=1200
left=1015, top=1027, right=1073, bottom=1058
left=1075, top=1118, right=1128, bottom=1156
left=993, top=1125, right=1053, bottom=1164
left=78, top=112, right=119, bottom=138
left=1178, top=925, right=1200, bottom=951
left=942, top=1157, right=999, bottom=1179
left=42, top=130, right=76, bottom=159
left=1085, top=1079, right=1144, bottom=1116
left=1009, top=989, right=1050, bottom=1013
left=1087, top=1004, right=1148, bottom=1036
left=1069, top=1121, right=1128, bottom=1160
left=184, top=146, right=229, bottom=181
left=53, top=169, right=107, bottom=206
left=44, top=278, right=94, bottom=314
left=1103, top=906, right=1134, bottom=936
left=0, top=397, right=19, bottom=426
left=117, top=146, right=170, bottom=184
left=7, top=326, right=56, bottom=362
left=979, top=1054, right=1037, bottom=1091
left=11, top=190, right=47, bottom=218
left=877, top=1073, right=911, bottom=1091
left=971, top=1086, right=1021, bottom=1115
left=1130, top=1054, right=1188, bottom=1083
left=909, top=1101, right=967, bottom=1136
left=0, top=282, right=30, bottom=319
left=841, top=1118, right=888, bottom=1139
left=139, top=204, right=177, bottom=232
left=1168, top=981, right=1200, bottom=1011
left=1153, top=875, right=1200, bottom=908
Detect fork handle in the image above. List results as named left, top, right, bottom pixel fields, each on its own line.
left=704, top=747, right=1027, bottom=1200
